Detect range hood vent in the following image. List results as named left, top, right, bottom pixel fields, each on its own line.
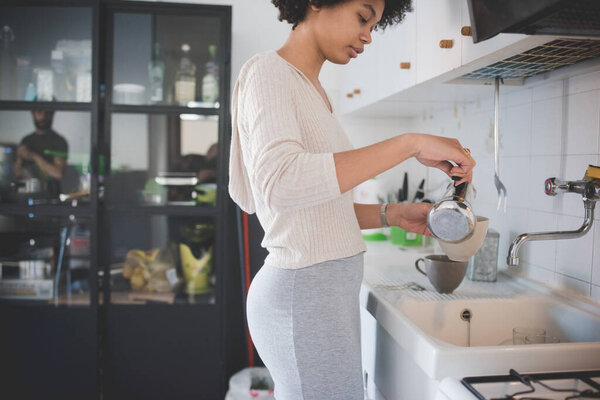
left=468, top=0, right=600, bottom=44
left=461, top=38, right=600, bottom=81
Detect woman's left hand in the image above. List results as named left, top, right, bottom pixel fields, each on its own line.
left=388, top=202, right=433, bottom=236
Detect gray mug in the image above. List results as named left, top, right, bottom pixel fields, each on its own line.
left=415, top=255, right=468, bottom=294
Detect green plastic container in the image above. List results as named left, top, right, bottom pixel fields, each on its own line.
left=390, top=226, right=423, bottom=246
left=362, top=231, right=387, bottom=241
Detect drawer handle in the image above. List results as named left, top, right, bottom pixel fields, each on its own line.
left=346, top=93, right=354, bottom=98
left=461, top=26, right=472, bottom=36
left=353, top=89, right=361, bottom=95
left=400, top=62, right=411, bottom=69
left=439, top=39, right=453, bottom=49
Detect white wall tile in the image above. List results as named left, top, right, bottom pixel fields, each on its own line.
left=501, top=156, right=531, bottom=209
left=531, top=97, right=564, bottom=156
left=565, top=90, right=600, bottom=155
left=471, top=156, right=495, bottom=208
left=502, top=103, right=532, bottom=157
left=568, top=70, right=600, bottom=95
left=555, top=214, right=594, bottom=282
left=522, top=211, right=558, bottom=271
left=532, top=80, right=565, bottom=102
left=593, top=222, right=600, bottom=286
left=554, top=273, right=592, bottom=297
left=529, top=156, right=563, bottom=213
left=502, top=87, right=532, bottom=108
left=517, top=262, right=556, bottom=286
left=458, top=110, right=493, bottom=158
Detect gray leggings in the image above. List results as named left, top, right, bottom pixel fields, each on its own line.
left=246, top=252, right=365, bottom=400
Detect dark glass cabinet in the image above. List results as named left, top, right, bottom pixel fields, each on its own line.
left=0, top=2, right=243, bottom=399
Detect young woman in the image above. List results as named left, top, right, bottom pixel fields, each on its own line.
left=229, top=0, right=476, bottom=398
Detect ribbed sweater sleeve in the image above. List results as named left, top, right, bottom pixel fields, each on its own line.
left=238, top=61, right=341, bottom=213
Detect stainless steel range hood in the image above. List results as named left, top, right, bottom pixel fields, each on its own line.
left=467, top=0, right=600, bottom=44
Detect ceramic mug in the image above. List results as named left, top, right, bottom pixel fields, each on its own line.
left=415, top=255, right=468, bottom=294
left=439, top=216, right=489, bottom=262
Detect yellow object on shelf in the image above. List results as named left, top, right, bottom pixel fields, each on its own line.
left=180, top=243, right=212, bottom=294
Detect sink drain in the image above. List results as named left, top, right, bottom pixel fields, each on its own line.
left=461, top=309, right=472, bottom=322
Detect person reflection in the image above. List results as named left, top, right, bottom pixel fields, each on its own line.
left=196, top=143, right=217, bottom=184
left=169, top=143, right=217, bottom=203
left=12, top=110, right=68, bottom=196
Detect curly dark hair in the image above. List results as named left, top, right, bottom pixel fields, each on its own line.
left=271, top=0, right=413, bottom=30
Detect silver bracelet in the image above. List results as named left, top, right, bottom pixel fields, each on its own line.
left=380, top=203, right=389, bottom=228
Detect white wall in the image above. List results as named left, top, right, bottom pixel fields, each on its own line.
left=405, top=68, right=600, bottom=303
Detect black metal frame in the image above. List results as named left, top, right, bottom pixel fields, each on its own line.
left=0, top=1, right=236, bottom=398
left=0, top=1, right=102, bottom=398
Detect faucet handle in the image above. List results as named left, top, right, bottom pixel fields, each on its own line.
left=545, top=177, right=597, bottom=200
left=544, top=177, right=567, bottom=196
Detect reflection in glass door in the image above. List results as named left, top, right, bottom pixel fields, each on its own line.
left=108, top=113, right=218, bottom=207
left=0, top=6, right=92, bottom=102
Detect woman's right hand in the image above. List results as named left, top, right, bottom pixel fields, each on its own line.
left=407, top=133, right=476, bottom=184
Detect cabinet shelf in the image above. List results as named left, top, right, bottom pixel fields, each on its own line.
left=103, top=204, right=217, bottom=217
left=106, top=290, right=216, bottom=306
left=0, top=100, right=93, bottom=112
left=109, top=103, right=220, bottom=115
left=0, top=203, right=93, bottom=217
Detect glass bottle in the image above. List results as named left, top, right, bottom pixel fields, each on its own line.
left=201, top=44, right=219, bottom=104
left=148, top=42, right=165, bottom=104
left=174, top=43, right=196, bottom=106
left=0, top=25, right=16, bottom=100
left=51, top=49, right=67, bottom=101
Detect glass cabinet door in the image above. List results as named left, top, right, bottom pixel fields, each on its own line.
left=0, top=214, right=92, bottom=305
left=0, top=110, right=92, bottom=205
left=0, top=6, right=92, bottom=102
left=106, top=214, right=216, bottom=305
left=111, top=11, right=222, bottom=108
left=107, top=113, right=219, bottom=207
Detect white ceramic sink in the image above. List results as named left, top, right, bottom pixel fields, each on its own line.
left=399, top=295, right=600, bottom=347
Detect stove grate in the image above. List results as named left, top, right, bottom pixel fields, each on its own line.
left=462, top=369, right=600, bottom=400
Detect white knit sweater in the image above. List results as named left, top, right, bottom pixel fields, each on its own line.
left=229, top=51, right=366, bottom=269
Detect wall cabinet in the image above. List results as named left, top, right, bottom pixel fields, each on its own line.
left=415, top=0, right=462, bottom=84
left=337, top=0, right=537, bottom=116
left=339, top=38, right=380, bottom=114
left=376, top=9, right=417, bottom=99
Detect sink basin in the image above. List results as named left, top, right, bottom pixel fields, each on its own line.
left=360, top=273, right=600, bottom=400
left=398, top=295, right=600, bottom=347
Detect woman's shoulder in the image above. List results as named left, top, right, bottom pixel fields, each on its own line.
left=238, top=50, right=292, bottom=85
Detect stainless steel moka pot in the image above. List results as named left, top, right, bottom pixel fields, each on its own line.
left=427, top=176, right=477, bottom=243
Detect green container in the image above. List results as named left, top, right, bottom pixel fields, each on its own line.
left=362, top=231, right=387, bottom=241
left=390, top=226, right=423, bottom=247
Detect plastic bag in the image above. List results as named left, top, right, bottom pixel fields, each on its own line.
left=225, top=367, right=275, bottom=399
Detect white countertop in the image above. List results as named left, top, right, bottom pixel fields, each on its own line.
left=362, top=240, right=527, bottom=306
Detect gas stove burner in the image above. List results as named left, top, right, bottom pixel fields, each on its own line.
left=462, top=369, right=600, bottom=400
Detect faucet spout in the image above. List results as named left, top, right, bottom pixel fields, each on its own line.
left=507, top=200, right=595, bottom=266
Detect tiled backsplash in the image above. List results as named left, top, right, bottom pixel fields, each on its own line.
left=338, top=67, right=600, bottom=303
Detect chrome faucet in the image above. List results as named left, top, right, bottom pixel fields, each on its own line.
left=507, top=177, right=600, bottom=266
